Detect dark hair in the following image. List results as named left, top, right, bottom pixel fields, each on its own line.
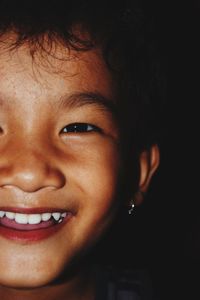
left=0, top=0, right=165, bottom=154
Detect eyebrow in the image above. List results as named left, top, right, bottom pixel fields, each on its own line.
left=58, top=92, right=117, bottom=116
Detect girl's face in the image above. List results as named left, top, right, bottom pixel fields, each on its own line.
left=0, top=38, right=122, bottom=288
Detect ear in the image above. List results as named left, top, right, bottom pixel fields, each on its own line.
left=135, top=144, right=160, bottom=205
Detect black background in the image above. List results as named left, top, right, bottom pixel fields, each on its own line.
left=94, top=1, right=199, bottom=299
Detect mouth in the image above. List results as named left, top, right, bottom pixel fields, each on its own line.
left=0, top=207, right=73, bottom=242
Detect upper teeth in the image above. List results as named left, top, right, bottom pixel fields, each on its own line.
left=0, top=211, right=67, bottom=225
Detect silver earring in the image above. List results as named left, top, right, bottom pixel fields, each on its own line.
left=128, top=199, right=135, bottom=215
left=128, top=191, right=144, bottom=215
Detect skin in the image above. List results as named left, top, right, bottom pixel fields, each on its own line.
left=0, top=34, right=159, bottom=300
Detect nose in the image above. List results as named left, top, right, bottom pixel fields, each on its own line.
left=0, top=146, right=66, bottom=192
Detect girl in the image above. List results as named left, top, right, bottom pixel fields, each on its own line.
left=0, top=0, right=163, bottom=299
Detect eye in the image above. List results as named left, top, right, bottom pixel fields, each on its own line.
left=60, top=123, right=102, bottom=134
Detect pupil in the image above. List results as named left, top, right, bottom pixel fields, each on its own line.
left=74, top=124, right=86, bottom=132
left=66, top=123, right=89, bottom=133
left=61, top=123, right=97, bottom=134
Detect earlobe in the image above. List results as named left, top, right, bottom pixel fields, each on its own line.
left=135, top=144, right=160, bottom=205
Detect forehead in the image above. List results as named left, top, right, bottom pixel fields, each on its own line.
left=0, top=35, right=115, bottom=107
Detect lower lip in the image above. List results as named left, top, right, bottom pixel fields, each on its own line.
left=0, top=215, right=72, bottom=242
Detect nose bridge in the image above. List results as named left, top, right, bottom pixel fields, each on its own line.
left=0, top=137, right=65, bottom=192
left=14, top=142, right=51, bottom=172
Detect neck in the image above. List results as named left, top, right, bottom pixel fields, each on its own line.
left=0, top=264, right=96, bottom=300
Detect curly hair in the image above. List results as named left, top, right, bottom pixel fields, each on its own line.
left=0, top=0, right=165, bottom=154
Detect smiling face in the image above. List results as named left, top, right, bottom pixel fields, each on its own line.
left=0, top=35, right=122, bottom=288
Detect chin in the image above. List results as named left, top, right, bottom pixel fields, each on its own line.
left=0, top=266, right=60, bottom=289
left=0, top=260, right=80, bottom=290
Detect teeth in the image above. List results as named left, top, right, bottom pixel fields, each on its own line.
left=41, top=213, right=51, bottom=221
left=28, top=214, right=42, bottom=225
left=5, top=212, right=15, bottom=220
left=0, top=211, right=67, bottom=225
left=15, top=213, right=28, bottom=224
left=0, top=211, right=5, bottom=217
left=52, top=212, right=61, bottom=221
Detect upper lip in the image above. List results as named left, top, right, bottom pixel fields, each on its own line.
left=0, top=207, right=68, bottom=214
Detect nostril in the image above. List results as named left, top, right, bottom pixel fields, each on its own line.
left=0, top=163, right=66, bottom=193
left=0, top=127, right=4, bottom=135
left=1, top=184, right=61, bottom=193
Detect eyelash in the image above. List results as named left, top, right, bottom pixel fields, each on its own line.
left=60, top=123, right=102, bottom=134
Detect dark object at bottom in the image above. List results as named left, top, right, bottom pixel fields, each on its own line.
left=94, top=266, right=152, bottom=300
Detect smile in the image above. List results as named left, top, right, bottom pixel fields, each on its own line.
left=0, top=207, right=73, bottom=242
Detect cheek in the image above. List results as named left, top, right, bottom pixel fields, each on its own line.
left=79, top=162, right=119, bottom=228
left=60, top=138, right=121, bottom=229
left=71, top=138, right=119, bottom=196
